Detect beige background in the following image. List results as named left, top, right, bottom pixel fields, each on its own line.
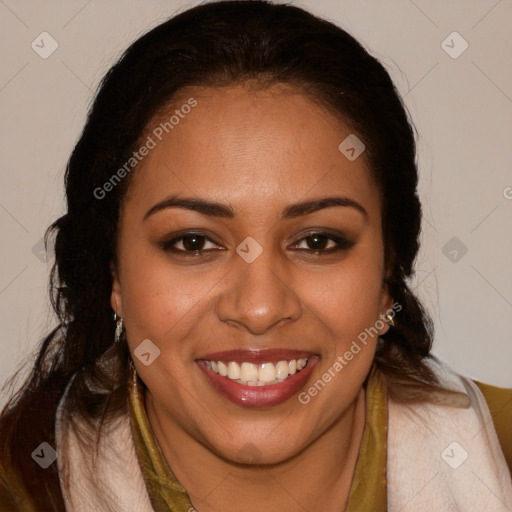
left=1, top=0, right=511, bottom=392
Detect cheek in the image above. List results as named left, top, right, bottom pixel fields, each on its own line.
left=304, top=252, right=384, bottom=340
left=294, top=257, right=382, bottom=418
left=118, top=241, right=214, bottom=352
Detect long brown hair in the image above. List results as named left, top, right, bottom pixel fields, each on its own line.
left=0, top=1, right=461, bottom=508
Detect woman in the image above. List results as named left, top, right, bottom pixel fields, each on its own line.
left=1, top=1, right=510, bottom=510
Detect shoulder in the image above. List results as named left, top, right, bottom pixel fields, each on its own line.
left=472, top=379, right=512, bottom=476
left=411, top=357, right=512, bottom=476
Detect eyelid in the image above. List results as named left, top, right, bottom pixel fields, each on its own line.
left=158, top=229, right=355, bottom=256
left=289, top=230, right=355, bottom=253
left=158, top=231, right=221, bottom=253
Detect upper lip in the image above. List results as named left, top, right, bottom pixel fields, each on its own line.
left=197, top=348, right=318, bottom=364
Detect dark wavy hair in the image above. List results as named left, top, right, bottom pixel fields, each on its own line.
left=0, top=1, right=462, bottom=508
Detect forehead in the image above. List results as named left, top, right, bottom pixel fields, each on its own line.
left=123, top=83, right=380, bottom=219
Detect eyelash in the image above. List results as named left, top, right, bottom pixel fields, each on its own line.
left=158, top=231, right=356, bottom=257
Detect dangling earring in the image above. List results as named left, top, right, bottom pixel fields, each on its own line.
left=113, top=312, right=124, bottom=342
left=129, top=357, right=138, bottom=386
left=386, top=314, right=395, bottom=327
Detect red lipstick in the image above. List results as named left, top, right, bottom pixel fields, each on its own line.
left=196, top=349, right=319, bottom=408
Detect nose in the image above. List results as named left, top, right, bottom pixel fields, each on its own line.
left=215, top=245, right=303, bottom=335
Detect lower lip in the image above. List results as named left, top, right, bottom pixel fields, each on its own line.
left=197, top=357, right=319, bottom=408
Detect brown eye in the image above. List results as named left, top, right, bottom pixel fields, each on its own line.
left=304, top=234, right=333, bottom=251
left=292, top=232, right=355, bottom=254
left=159, top=230, right=355, bottom=258
left=180, top=234, right=207, bottom=251
left=159, top=233, right=220, bottom=254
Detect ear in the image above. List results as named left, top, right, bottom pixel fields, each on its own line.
left=110, top=260, right=123, bottom=316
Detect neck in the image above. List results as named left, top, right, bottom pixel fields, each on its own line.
left=145, top=387, right=366, bottom=512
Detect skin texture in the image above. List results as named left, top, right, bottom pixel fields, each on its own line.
left=110, top=82, right=393, bottom=511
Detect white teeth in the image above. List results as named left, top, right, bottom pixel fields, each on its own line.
left=275, top=360, right=289, bottom=380
left=227, top=361, right=240, bottom=380
left=240, top=362, right=259, bottom=382
left=258, top=362, right=276, bottom=382
left=217, top=361, right=228, bottom=377
left=204, top=357, right=310, bottom=386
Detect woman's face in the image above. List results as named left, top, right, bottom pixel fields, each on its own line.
left=111, top=82, right=392, bottom=464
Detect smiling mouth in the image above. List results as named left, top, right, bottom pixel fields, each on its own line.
left=202, top=358, right=310, bottom=386
left=196, top=348, right=319, bottom=407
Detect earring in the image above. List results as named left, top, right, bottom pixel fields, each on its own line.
left=129, top=357, right=137, bottom=385
left=386, top=314, right=395, bottom=327
left=113, top=312, right=124, bottom=342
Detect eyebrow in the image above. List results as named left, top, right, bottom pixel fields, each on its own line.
left=143, top=194, right=368, bottom=221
